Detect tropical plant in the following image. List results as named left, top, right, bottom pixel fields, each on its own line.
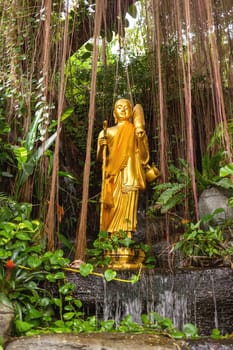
left=151, top=148, right=233, bottom=217
left=171, top=214, right=233, bottom=266
left=87, top=230, right=155, bottom=267
left=140, top=312, right=199, bottom=339
left=151, top=159, right=192, bottom=215
left=0, top=197, right=146, bottom=336
left=195, top=150, right=233, bottom=193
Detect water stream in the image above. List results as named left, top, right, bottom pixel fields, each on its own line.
left=70, top=267, right=233, bottom=336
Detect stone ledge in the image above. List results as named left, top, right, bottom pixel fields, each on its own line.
left=5, top=333, right=184, bottom=350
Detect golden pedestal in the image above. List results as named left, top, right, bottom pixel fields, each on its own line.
left=104, top=247, right=145, bottom=269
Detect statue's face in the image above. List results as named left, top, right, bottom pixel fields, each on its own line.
left=114, top=99, right=132, bottom=122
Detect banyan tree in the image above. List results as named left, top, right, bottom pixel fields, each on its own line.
left=0, top=0, right=232, bottom=261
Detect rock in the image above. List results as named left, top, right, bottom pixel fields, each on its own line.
left=0, top=303, right=14, bottom=344
left=198, top=187, right=233, bottom=225
left=187, top=339, right=233, bottom=350
left=5, top=333, right=184, bottom=350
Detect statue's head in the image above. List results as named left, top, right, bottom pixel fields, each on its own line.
left=113, top=98, right=133, bottom=123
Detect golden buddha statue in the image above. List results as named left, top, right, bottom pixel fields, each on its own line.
left=97, top=98, right=158, bottom=237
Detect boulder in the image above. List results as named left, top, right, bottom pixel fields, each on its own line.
left=199, top=187, right=233, bottom=224
left=0, top=303, right=14, bottom=345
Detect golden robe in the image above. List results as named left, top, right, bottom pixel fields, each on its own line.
left=97, top=120, right=149, bottom=233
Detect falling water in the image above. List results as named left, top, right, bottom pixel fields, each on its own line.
left=70, top=267, right=233, bottom=336
left=101, top=270, right=195, bottom=330
left=155, top=290, right=188, bottom=330
left=210, top=275, right=218, bottom=330
left=103, top=276, right=143, bottom=325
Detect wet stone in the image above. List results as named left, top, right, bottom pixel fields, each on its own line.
left=68, top=267, right=233, bottom=337
left=5, top=333, right=185, bottom=350
left=187, top=339, right=233, bottom=350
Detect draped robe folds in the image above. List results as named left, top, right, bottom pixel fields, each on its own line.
left=98, top=121, right=150, bottom=233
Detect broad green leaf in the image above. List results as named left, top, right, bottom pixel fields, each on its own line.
left=79, top=263, right=93, bottom=277
left=73, top=299, right=82, bottom=308
left=18, top=130, right=59, bottom=186
left=15, top=320, right=34, bottom=332
left=46, top=273, right=56, bottom=282
left=53, top=298, right=62, bottom=307
left=104, top=269, right=117, bottom=282
left=63, top=312, right=75, bottom=320
left=219, top=163, right=233, bottom=177
left=59, top=282, right=75, bottom=295
left=12, top=146, right=28, bottom=169
left=0, top=222, right=15, bottom=233
left=183, top=323, right=198, bottom=338
left=170, top=329, right=185, bottom=339
left=120, top=236, right=134, bottom=247
left=54, top=271, right=65, bottom=279
left=0, top=293, right=13, bottom=309
left=25, top=108, right=43, bottom=152
left=28, top=308, right=43, bottom=319
left=211, top=328, right=221, bottom=339
left=39, top=297, right=50, bottom=307
left=215, top=177, right=233, bottom=189
left=27, top=255, right=42, bottom=269
left=0, top=248, right=11, bottom=259
left=130, top=274, right=139, bottom=284
left=15, top=232, right=31, bottom=240
left=160, top=317, right=173, bottom=329
left=100, top=319, right=115, bottom=332
left=141, top=314, right=151, bottom=325
left=18, top=220, right=33, bottom=230
left=150, top=312, right=163, bottom=322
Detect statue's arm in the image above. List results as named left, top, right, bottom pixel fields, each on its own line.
left=136, top=132, right=150, bottom=165
left=133, top=104, right=150, bottom=165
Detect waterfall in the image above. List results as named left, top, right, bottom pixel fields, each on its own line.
left=70, top=267, right=233, bottom=336
left=210, top=275, right=218, bottom=330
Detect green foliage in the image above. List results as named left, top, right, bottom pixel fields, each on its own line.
left=151, top=151, right=233, bottom=217
left=0, top=193, right=32, bottom=221
left=0, top=197, right=145, bottom=337
left=220, top=163, right=233, bottom=177
left=0, top=201, right=76, bottom=336
left=195, top=150, right=231, bottom=192
left=151, top=159, right=192, bottom=214
left=104, top=269, right=117, bottom=282
left=87, top=230, right=155, bottom=267
left=138, top=312, right=199, bottom=339
left=172, top=214, right=233, bottom=260
left=79, top=263, right=93, bottom=277
left=0, top=198, right=229, bottom=340
left=12, top=123, right=58, bottom=190
left=211, top=328, right=222, bottom=339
